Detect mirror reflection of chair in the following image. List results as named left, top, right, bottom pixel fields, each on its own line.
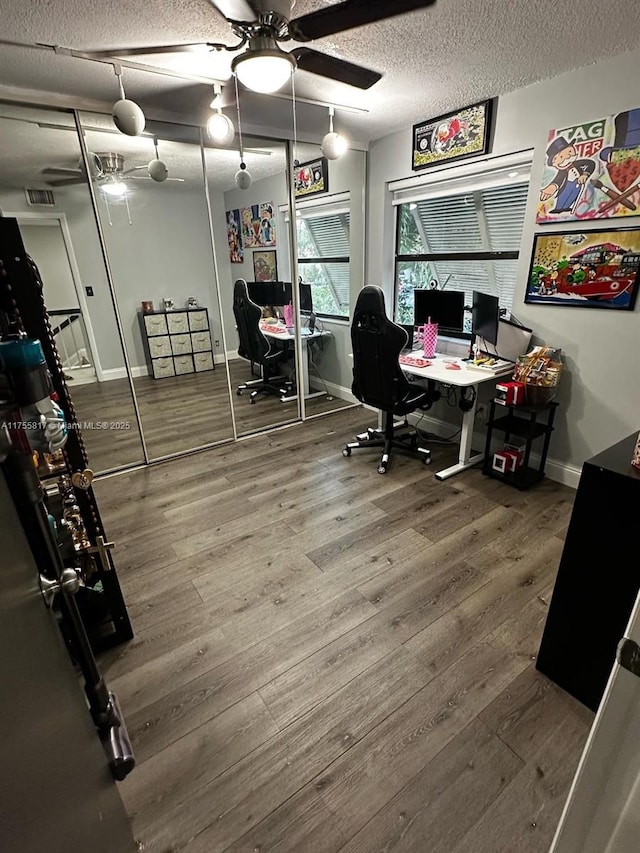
left=233, top=279, right=288, bottom=404
left=343, top=285, right=433, bottom=474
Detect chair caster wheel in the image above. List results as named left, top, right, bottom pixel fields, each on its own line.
left=237, top=389, right=242, bottom=396
left=377, top=465, right=387, bottom=474
left=250, top=398, right=256, bottom=405
left=342, top=446, right=351, bottom=457
left=423, top=456, right=432, bottom=465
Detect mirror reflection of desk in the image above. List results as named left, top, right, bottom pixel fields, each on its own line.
left=139, top=308, right=215, bottom=379
left=259, top=320, right=331, bottom=401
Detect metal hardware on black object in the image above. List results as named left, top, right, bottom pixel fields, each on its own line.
left=39, top=567, right=81, bottom=607
left=617, top=637, right=640, bottom=678
left=102, top=691, right=136, bottom=781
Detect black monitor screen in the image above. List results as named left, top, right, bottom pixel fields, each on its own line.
left=282, top=281, right=314, bottom=313
left=413, top=289, right=465, bottom=332
left=247, top=281, right=286, bottom=306
left=472, top=291, right=500, bottom=346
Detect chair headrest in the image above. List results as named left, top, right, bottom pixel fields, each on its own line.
left=354, top=285, right=387, bottom=319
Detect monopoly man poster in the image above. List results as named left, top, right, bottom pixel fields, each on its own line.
left=537, top=108, right=640, bottom=223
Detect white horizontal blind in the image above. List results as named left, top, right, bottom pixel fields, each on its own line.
left=298, top=210, right=350, bottom=317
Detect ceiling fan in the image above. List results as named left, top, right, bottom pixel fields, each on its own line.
left=41, top=148, right=185, bottom=193
left=85, top=0, right=437, bottom=94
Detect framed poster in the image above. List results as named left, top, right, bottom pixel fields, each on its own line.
left=294, top=157, right=329, bottom=198
left=225, top=208, right=243, bottom=263
left=253, top=249, right=278, bottom=282
left=525, top=228, right=640, bottom=310
left=411, top=99, right=493, bottom=171
left=538, top=109, right=640, bottom=223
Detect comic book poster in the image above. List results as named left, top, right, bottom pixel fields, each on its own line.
left=240, top=205, right=261, bottom=248
left=259, top=201, right=276, bottom=246
left=225, top=208, right=243, bottom=263
left=538, top=109, right=640, bottom=223
left=525, top=228, right=640, bottom=310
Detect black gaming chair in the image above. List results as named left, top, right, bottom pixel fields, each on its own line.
left=233, top=279, right=288, bottom=403
left=343, top=285, right=433, bottom=473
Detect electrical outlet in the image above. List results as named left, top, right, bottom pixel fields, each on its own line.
left=214, top=339, right=220, bottom=347
left=477, top=403, right=488, bottom=423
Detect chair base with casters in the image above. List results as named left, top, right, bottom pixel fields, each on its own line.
left=237, top=367, right=286, bottom=404
left=343, top=411, right=431, bottom=474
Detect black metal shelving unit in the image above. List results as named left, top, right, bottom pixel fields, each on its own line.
left=482, top=398, right=558, bottom=489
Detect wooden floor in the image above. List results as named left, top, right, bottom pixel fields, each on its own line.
left=70, top=362, right=353, bottom=473
left=93, top=407, right=593, bottom=853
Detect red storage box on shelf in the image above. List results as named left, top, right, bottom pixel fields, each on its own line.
left=495, top=380, right=526, bottom=406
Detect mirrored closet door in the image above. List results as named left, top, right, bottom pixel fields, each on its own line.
left=0, top=102, right=145, bottom=473
left=203, top=135, right=302, bottom=437
left=290, top=143, right=367, bottom=419
left=79, top=113, right=235, bottom=460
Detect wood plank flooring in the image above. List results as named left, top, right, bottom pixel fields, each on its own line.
left=69, top=361, right=353, bottom=473
left=93, top=407, right=593, bottom=853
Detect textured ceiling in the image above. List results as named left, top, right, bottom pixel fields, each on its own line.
left=0, top=0, right=639, bottom=146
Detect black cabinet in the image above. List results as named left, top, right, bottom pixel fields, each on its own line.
left=536, top=432, right=640, bottom=711
left=483, top=400, right=558, bottom=489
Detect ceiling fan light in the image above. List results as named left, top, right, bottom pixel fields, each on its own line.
left=101, top=180, right=128, bottom=198
left=207, top=112, right=236, bottom=146
left=321, top=130, right=348, bottom=160
left=232, top=47, right=295, bottom=94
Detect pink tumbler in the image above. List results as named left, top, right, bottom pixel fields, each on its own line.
left=422, top=320, right=438, bottom=358
left=283, top=302, right=294, bottom=327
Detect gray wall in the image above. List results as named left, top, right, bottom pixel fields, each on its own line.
left=368, top=46, right=640, bottom=476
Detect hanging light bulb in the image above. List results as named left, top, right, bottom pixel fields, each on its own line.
left=111, top=66, right=145, bottom=137
left=321, top=106, right=348, bottom=160
left=147, top=138, right=169, bottom=183
left=233, top=75, right=252, bottom=190
left=231, top=36, right=296, bottom=95
left=206, top=83, right=235, bottom=146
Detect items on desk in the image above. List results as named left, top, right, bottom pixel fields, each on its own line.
left=283, top=302, right=294, bottom=327
left=632, top=433, right=640, bottom=470
left=399, top=354, right=432, bottom=368
left=495, top=380, right=526, bottom=406
left=420, top=319, right=438, bottom=358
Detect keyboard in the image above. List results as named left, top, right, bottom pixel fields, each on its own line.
left=399, top=354, right=432, bottom=368
left=260, top=322, right=287, bottom=334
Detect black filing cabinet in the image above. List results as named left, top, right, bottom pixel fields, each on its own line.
left=536, top=432, right=640, bottom=711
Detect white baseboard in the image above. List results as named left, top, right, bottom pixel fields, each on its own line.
left=100, top=365, right=149, bottom=381
left=310, top=378, right=358, bottom=405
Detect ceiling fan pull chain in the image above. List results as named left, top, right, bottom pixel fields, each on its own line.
left=291, top=68, right=299, bottom=166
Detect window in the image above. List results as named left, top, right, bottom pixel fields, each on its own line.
left=393, top=162, right=530, bottom=334
left=297, top=204, right=350, bottom=320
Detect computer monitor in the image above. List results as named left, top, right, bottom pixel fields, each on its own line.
left=471, top=291, right=500, bottom=346
left=282, top=281, right=314, bottom=314
left=413, top=289, right=465, bottom=333
left=247, top=281, right=280, bottom=306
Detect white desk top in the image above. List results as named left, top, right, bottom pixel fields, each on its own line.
left=259, top=321, right=328, bottom=342
left=399, top=353, right=513, bottom=388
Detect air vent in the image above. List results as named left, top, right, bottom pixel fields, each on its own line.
left=25, top=188, right=56, bottom=207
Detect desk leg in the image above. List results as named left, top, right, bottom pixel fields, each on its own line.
left=434, top=383, right=484, bottom=480
left=280, top=338, right=325, bottom=403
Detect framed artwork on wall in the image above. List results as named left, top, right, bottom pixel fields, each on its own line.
left=525, top=228, right=640, bottom=310
left=538, top=108, right=640, bottom=224
left=411, top=99, right=494, bottom=171
left=294, top=157, right=329, bottom=198
left=225, top=208, right=243, bottom=263
left=253, top=249, right=278, bottom=282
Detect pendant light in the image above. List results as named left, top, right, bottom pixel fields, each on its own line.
left=231, top=35, right=296, bottom=95
left=321, top=106, right=348, bottom=160
left=207, top=83, right=236, bottom=146
left=111, top=66, right=145, bottom=137
left=147, top=137, right=169, bottom=183
left=233, top=74, right=252, bottom=190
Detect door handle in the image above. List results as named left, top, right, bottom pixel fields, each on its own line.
left=39, top=567, right=81, bottom=607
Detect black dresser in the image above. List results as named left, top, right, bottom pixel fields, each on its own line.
left=536, top=431, right=640, bottom=711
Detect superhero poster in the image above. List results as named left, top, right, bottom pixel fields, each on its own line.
left=411, top=100, right=493, bottom=171
left=538, top=109, right=640, bottom=223
left=239, top=201, right=276, bottom=249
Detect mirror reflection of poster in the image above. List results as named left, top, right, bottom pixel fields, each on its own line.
left=253, top=250, right=278, bottom=282
left=525, top=228, right=640, bottom=310
left=240, top=201, right=276, bottom=248
left=226, top=208, right=243, bottom=263
left=538, top=109, right=640, bottom=223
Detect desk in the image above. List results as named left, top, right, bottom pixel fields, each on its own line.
left=259, top=321, right=331, bottom=402
left=399, top=354, right=512, bottom=480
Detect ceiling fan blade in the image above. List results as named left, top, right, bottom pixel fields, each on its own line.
left=44, top=177, right=85, bottom=187
left=290, top=47, right=381, bottom=90
left=41, top=167, right=84, bottom=177
left=207, top=0, right=257, bottom=22
left=289, top=0, right=437, bottom=42
left=86, top=43, right=210, bottom=58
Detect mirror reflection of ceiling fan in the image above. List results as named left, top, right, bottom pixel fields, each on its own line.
left=42, top=145, right=185, bottom=195
left=85, top=0, right=437, bottom=94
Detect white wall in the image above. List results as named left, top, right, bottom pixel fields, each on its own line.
left=368, top=47, right=640, bottom=475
